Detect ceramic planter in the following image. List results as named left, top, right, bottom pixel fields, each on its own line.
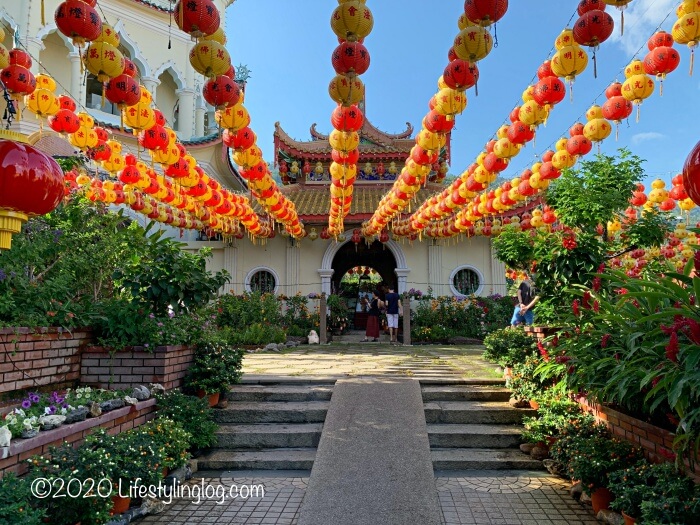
left=590, top=487, right=614, bottom=514
left=110, top=495, right=131, bottom=515
left=621, top=511, right=637, bottom=524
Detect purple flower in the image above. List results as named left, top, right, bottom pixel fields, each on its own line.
left=168, top=310, right=175, bottom=319
left=21, top=400, right=31, bottom=409
left=0, top=269, right=6, bottom=282
left=157, top=322, right=164, bottom=327
left=149, top=313, right=155, bottom=319
left=48, top=406, right=57, bottom=414
left=29, top=393, right=40, bottom=403
left=144, top=343, right=149, bottom=348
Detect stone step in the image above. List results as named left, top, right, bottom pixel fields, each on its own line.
left=213, top=401, right=330, bottom=424
left=424, top=401, right=535, bottom=425
left=427, top=424, right=522, bottom=449
left=227, top=385, right=334, bottom=402
left=421, top=386, right=511, bottom=402
left=419, top=379, right=506, bottom=386
left=216, top=423, right=323, bottom=449
left=431, top=448, right=544, bottom=470
left=198, top=448, right=317, bottom=471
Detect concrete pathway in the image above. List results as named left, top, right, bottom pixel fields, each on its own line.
left=298, top=378, right=442, bottom=525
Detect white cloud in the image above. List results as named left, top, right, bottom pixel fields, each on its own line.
left=608, top=0, right=677, bottom=56
left=631, top=131, right=666, bottom=144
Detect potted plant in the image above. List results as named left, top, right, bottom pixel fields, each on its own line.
left=566, top=433, right=642, bottom=513
left=139, top=418, right=191, bottom=473
left=185, top=348, right=229, bottom=406
left=0, top=472, right=46, bottom=525
left=608, top=461, right=663, bottom=524
left=637, top=463, right=700, bottom=525
left=507, top=355, right=546, bottom=407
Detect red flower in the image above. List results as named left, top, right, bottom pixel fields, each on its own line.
left=652, top=375, right=662, bottom=388
left=562, top=236, right=577, bottom=250
left=665, top=332, right=680, bottom=363
left=582, top=291, right=591, bottom=309
left=601, top=334, right=611, bottom=348
left=537, top=341, right=549, bottom=360
left=597, top=263, right=606, bottom=274
left=592, top=277, right=601, bottom=292
left=555, top=355, right=571, bottom=364
left=593, top=300, right=600, bottom=313
left=616, top=288, right=628, bottom=295
left=572, top=299, right=580, bottom=316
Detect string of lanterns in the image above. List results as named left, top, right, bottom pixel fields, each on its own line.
left=361, top=0, right=507, bottom=241
left=326, top=0, right=374, bottom=238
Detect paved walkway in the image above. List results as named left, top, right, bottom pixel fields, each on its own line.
left=298, top=378, right=441, bottom=525
left=242, top=338, right=501, bottom=382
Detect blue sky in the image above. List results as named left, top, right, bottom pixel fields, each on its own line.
left=225, top=0, right=699, bottom=188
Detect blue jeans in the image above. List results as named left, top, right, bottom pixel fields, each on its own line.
left=511, top=305, right=534, bottom=326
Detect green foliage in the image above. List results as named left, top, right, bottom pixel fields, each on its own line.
left=551, top=260, right=700, bottom=468
left=185, top=340, right=244, bottom=394
left=491, top=226, right=535, bottom=272
left=229, top=322, right=286, bottom=345
left=216, top=292, right=283, bottom=333
left=27, top=437, right=116, bottom=525
left=520, top=388, right=585, bottom=444
left=326, top=294, right=350, bottom=333
left=608, top=461, right=677, bottom=518
left=0, top=472, right=45, bottom=525
left=548, top=417, right=607, bottom=471
left=546, top=149, right=644, bottom=231
left=565, top=432, right=642, bottom=494
left=507, top=355, right=548, bottom=401
left=638, top=471, right=700, bottom=524
left=280, top=293, right=319, bottom=336
left=482, top=327, right=537, bottom=367
left=113, top=229, right=228, bottom=316
left=155, top=390, right=218, bottom=450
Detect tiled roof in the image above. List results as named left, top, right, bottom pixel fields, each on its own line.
left=280, top=184, right=440, bottom=219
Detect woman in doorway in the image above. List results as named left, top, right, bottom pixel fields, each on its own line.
left=361, top=290, right=383, bottom=342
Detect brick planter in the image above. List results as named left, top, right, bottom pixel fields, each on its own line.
left=80, top=345, right=195, bottom=390
left=579, top=398, right=699, bottom=483
left=523, top=326, right=560, bottom=341
left=0, top=399, right=157, bottom=477
left=0, top=328, right=93, bottom=398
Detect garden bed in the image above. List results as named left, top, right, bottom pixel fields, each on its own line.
left=0, top=398, right=156, bottom=476
left=80, top=345, right=195, bottom=390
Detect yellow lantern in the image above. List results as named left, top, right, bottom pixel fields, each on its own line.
left=329, top=129, right=360, bottom=152
left=433, top=88, right=467, bottom=116
left=458, top=13, right=476, bottom=30
left=416, top=129, right=444, bottom=151
left=233, top=145, right=262, bottom=169
left=496, top=125, right=510, bottom=139
left=552, top=150, right=577, bottom=170
left=84, top=42, right=125, bottom=82
left=677, top=0, right=700, bottom=16
left=679, top=197, right=696, bottom=211
left=70, top=126, right=98, bottom=150
left=215, top=104, right=250, bottom=131
left=330, top=162, right=357, bottom=181
left=201, top=27, right=227, bottom=45
left=0, top=44, right=8, bottom=70
left=622, top=60, right=655, bottom=120
left=77, top=112, right=94, bottom=128
left=35, top=74, right=57, bottom=91
left=330, top=1, right=374, bottom=42
left=96, top=22, right=120, bottom=47
left=453, top=26, right=493, bottom=62
left=493, top=138, right=520, bottom=159
left=522, top=85, right=535, bottom=103
left=518, top=100, right=548, bottom=127
left=123, top=104, right=156, bottom=132
left=672, top=12, right=700, bottom=75
left=189, top=40, right=230, bottom=78
left=102, top=153, right=125, bottom=174
left=583, top=119, right=611, bottom=144
left=328, top=74, right=364, bottom=106
left=138, top=86, right=152, bottom=105
left=551, top=43, right=588, bottom=82
left=25, top=89, right=59, bottom=119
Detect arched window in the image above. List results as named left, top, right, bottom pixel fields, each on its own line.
left=246, top=267, right=279, bottom=294
left=450, top=266, right=483, bottom=297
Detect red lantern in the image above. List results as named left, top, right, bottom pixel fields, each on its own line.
left=569, top=122, right=585, bottom=136
left=448, top=47, right=458, bottom=62
left=87, top=140, right=111, bottom=162
left=577, top=0, right=606, bottom=15
left=463, top=0, right=509, bottom=26
left=105, top=74, right=141, bottom=108
left=222, top=127, right=255, bottom=150
left=379, top=230, right=389, bottom=243
left=605, top=81, right=622, bottom=98
left=138, top=124, right=169, bottom=152
left=683, top=140, right=700, bottom=206
left=573, top=9, right=614, bottom=77
left=509, top=106, right=521, bottom=123
left=539, top=162, right=561, bottom=180
left=0, top=139, right=65, bottom=249
left=54, top=0, right=103, bottom=46
left=1, top=64, right=36, bottom=100
left=566, top=135, right=593, bottom=156
left=602, top=96, right=633, bottom=123
left=411, top=146, right=438, bottom=165
left=332, top=41, right=370, bottom=76
left=58, top=95, right=77, bottom=112
left=424, top=110, right=455, bottom=134
left=351, top=228, right=362, bottom=245
left=532, top=76, right=566, bottom=106
left=203, top=75, right=240, bottom=110
left=122, top=58, right=138, bottom=78
left=483, top=152, right=508, bottom=173
left=648, top=30, right=674, bottom=50
left=9, top=49, right=32, bottom=69
left=443, top=59, right=478, bottom=91
left=48, top=109, right=80, bottom=134
left=643, top=46, right=680, bottom=95
left=537, top=60, right=555, bottom=79
left=332, top=148, right=360, bottom=165
left=331, top=105, right=364, bottom=131
left=174, top=0, right=220, bottom=38
left=507, top=121, right=535, bottom=144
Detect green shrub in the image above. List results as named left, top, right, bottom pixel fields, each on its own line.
left=186, top=341, right=244, bottom=394
left=216, top=292, right=283, bottom=333
left=155, top=390, right=218, bottom=450
left=483, top=327, right=537, bottom=367
left=0, top=473, right=45, bottom=525
left=521, top=389, right=585, bottom=444
left=507, top=355, right=547, bottom=401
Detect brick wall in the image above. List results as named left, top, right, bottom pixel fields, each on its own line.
left=0, top=399, right=156, bottom=477
left=80, top=345, right=195, bottom=390
left=0, top=328, right=93, bottom=398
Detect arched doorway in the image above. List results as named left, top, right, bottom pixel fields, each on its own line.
left=319, top=232, right=410, bottom=296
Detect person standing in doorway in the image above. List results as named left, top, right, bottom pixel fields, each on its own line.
left=361, top=290, right=383, bottom=342
left=384, top=286, right=402, bottom=345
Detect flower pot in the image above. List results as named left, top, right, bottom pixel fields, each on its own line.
left=545, top=436, right=558, bottom=447
left=207, top=392, right=220, bottom=407
left=111, top=495, right=131, bottom=515
left=529, top=399, right=540, bottom=410
left=621, top=512, right=637, bottom=525
left=590, top=487, right=614, bottom=514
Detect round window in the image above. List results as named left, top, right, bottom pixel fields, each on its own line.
left=451, top=267, right=481, bottom=296
left=249, top=269, right=277, bottom=294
